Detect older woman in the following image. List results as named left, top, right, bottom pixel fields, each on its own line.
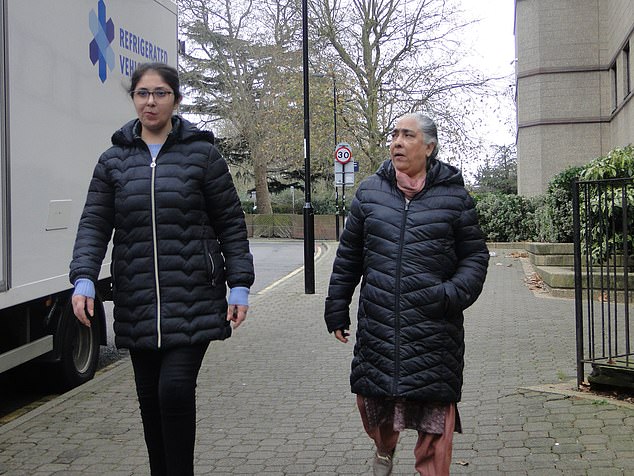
left=325, top=113, right=489, bottom=475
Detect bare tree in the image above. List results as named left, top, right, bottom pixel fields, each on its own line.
left=179, top=0, right=304, bottom=214
left=309, top=0, right=499, bottom=171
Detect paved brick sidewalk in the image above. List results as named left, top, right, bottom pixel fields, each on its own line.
left=0, top=242, right=632, bottom=475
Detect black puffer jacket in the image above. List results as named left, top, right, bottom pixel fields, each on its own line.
left=70, top=116, right=254, bottom=350
left=325, top=158, right=489, bottom=402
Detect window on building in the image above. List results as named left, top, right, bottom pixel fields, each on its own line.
left=625, top=41, right=631, bottom=96
left=610, top=62, right=618, bottom=110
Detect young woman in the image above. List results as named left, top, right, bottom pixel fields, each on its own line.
left=70, top=62, right=254, bottom=476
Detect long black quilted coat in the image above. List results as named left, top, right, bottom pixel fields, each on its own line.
left=325, top=158, right=489, bottom=403
left=70, top=116, right=254, bottom=350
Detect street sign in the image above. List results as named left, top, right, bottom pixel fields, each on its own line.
left=334, top=161, right=355, bottom=185
left=334, top=143, right=352, bottom=164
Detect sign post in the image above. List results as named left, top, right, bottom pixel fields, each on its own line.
left=334, top=143, right=354, bottom=231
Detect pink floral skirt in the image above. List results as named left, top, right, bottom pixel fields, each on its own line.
left=358, top=395, right=462, bottom=435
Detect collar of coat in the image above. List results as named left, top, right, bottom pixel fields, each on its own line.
left=110, top=115, right=216, bottom=148
left=378, top=157, right=465, bottom=190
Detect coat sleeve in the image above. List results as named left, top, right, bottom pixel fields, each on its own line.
left=324, top=190, right=365, bottom=333
left=442, top=192, right=489, bottom=314
left=69, top=155, right=115, bottom=285
left=203, top=146, right=255, bottom=290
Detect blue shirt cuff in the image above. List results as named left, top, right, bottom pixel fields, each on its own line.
left=73, top=278, right=95, bottom=299
left=228, top=287, right=249, bottom=306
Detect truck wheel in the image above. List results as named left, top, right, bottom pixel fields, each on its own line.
left=57, top=298, right=102, bottom=390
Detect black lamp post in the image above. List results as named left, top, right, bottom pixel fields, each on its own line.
left=301, top=0, right=315, bottom=294
left=331, top=73, right=340, bottom=241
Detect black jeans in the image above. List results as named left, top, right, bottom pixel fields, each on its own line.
left=130, top=343, right=209, bottom=476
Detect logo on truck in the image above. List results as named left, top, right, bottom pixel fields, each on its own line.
left=89, top=0, right=115, bottom=83
left=88, top=0, right=171, bottom=83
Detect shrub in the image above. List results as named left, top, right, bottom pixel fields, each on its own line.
left=578, top=145, right=634, bottom=261
left=474, top=165, right=585, bottom=244
left=580, top=145, right=634, bottom=181
left=241, top=199, right=256, bottom=214
left=475, top=193, right=536, bottom=242
left=241, top=188, right=348, bottom=215
left=532, top=165, right=585, bottom=242
left=472, top=146, right=634, bottom=246
left=531, top=189, right=574, bottom=242
left=312, top=194, right=338, bottom=214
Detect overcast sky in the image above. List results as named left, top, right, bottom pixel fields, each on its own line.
left=464, top=0, right=516, bottom=78
left=461, top=0, right=517, bottom=151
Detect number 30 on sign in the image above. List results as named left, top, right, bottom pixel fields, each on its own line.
left=335, top=143, right=352, bottom=164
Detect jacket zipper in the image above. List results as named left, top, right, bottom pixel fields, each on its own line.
left=392, top=198, right=409, bottom=395
left=209, top=252, right=216, bottom=286
left=149, top=153, right=162, bottom=348
left=201, top=232, right=217, bottom=287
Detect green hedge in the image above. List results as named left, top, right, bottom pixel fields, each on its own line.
left=475, top=145, right=634, bottom=244
left=578, top=145, right=634, bottom=261
left=475, top=166, right=584, bottom=243
left=475, top=193, right=536, bottom=242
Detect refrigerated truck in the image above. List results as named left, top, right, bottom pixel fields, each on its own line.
left=0, top=0, right=177, bottom=388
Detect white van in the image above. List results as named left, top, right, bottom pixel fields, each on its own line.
left=0, top=0, right=177, bottom=388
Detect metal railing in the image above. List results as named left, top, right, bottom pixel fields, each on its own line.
left=573, top=178, right=634, bottom=387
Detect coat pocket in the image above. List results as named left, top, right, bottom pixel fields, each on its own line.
left=441, top=281, right=463, bottom=319
left=202, top=239, right=218, bottom=287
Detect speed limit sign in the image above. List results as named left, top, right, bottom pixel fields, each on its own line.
left=334, top=143, right=352, bottom=164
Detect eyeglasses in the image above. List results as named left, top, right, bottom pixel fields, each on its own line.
left=131, top=89, right=174, bottom=102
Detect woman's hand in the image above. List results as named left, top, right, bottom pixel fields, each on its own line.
left=227, top=304, right=248, bottom=330
left=72, top=294, right=94, bottom=327
left=334, top=329, right=349, bottom=343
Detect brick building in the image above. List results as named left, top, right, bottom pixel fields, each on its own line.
left=515, top=0, right=634, bottom=196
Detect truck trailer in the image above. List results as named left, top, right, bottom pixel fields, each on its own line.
left=0, top=0, right=177, bottom=388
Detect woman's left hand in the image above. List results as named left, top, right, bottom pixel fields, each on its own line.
left=227, top=304, right=248, bottom=329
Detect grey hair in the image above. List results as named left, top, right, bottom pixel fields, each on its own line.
left=401, top=112, right=439, bottom=160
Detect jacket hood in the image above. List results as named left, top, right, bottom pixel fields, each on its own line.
left=111, top=115, right=215, bottom=147
left=377, top=157, right=464, bottom=189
